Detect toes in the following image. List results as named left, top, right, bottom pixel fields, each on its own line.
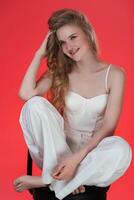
left=72, top=185, right=86, bottom=195
left=14, top=182, right=26, bottom=193
left=79, top=185, right=86, bottom=193
left=15, top=184, right=24, bottom=192
left=75, top=188, right=80, bottom=194
left=72, top=188, right=79, bottom=195
left=13, top=179, right=21, bottom=187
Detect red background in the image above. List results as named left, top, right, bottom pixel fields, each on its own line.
left=0, top=0, right=133, bottom=199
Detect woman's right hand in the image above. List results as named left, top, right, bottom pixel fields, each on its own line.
left=35, top=31, right=52, bottom=59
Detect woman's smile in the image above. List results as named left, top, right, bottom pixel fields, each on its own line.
left=69, top=48, right=80, bottom=56
left=56, top=24, right=90, bottom=61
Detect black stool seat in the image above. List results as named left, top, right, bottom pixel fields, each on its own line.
left=30, top=185, right=110, bottom=200
left=63, top=185, right=110, bottom=200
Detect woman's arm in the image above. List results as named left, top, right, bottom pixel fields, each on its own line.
left=18, top=32, right=52, bottom=101
left=76, top=65, right=126, bottom=162
left=51, top=66, right=126, bottom=181
left=50, top=65, right=126, bottom=181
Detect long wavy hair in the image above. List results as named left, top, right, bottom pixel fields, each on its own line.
left=45, top=9, right=100, bottom=115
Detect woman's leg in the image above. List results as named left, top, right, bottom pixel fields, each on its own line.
left=56, top=135, right=132, bottom=200
left=18, top=96, right=87, bottom=196
left=19, top=96, right=72, bottom=185
left=19, top=96, right=132, bottom=200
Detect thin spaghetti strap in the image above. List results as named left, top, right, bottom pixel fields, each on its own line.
left=105, top=64, right=112, bottom=93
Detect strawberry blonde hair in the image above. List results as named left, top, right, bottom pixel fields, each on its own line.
left=45, top=9, right=100, bottom=115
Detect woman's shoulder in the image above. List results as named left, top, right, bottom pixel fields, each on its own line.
left=109, top=64, right=126, bottom=92
left=110, top=63, right=126, bottom=79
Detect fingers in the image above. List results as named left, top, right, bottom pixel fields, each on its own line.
left=52, top=170, right=74, bottom=181
left=46, top=31, right=52, bottom=39
left=52, top=171, right=63, bottom=180
left=53, top=167, right=64, bottom=176
left=52, top=170, right=71, bottom=181
left=51, top=164, right=65, bottom=176
left=47, top=30, right=53, bottom=36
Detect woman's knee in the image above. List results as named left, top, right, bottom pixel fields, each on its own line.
left=26, top=95, right=46, bottom=106
left=99, top=136, right=132, bottom=167
left=19, top=96, right=49, bottom=124
left=101, top=136, right=131, bottom=155
left=24, top=96, right=49, bottom=112
left=21, top=95, right=64, bottom=126
left=111, top=136, right=132, bottom=169
left=113, top=136, right=131, bottom=155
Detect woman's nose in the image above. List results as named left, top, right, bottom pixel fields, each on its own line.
left=66, top=42, right=73, bottom=51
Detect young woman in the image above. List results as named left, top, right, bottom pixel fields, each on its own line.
left=13, top=9, right=132, bottom=200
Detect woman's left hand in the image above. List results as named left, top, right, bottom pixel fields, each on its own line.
left=51, top=152, right=83, bottom=181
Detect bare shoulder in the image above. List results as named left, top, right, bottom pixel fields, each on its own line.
left=110, top=64, right=126, bottom=78
left=101, top=64, right=127, bottom=133
left=109, top=64, right=126, bottom=91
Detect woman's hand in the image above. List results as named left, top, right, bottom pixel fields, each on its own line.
left=35, top=31, right=52, bottom=59
left=51, top=153, right=83, bottom=181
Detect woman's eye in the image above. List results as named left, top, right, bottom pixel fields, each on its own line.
left=71, top=36, right=77, bottom=40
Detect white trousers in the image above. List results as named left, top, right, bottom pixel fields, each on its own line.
left=19, top=96, right=132, bottom=200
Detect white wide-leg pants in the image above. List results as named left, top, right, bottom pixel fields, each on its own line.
left=19, top=96, right=132, bottom=200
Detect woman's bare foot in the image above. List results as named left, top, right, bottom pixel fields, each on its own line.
left=72, top=185, right=86, bottom=195
left=13, top=175, right=49, bottom=192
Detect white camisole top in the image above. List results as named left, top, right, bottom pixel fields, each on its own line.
left=63, top=64, right=112, bottom=153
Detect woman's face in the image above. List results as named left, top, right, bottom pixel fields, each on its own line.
left=56, top=24, right=90, bottom=62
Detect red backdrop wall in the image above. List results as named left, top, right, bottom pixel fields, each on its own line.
left=0, top=0, right=133, bottom=199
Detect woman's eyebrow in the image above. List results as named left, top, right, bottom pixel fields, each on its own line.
left=59, top=33, right=77, bottom=42
left=68, top=33, right=77, bottom=38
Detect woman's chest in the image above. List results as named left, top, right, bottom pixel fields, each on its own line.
left=68, top=71, right=106, bottom=99
left=64, top=91, right=108, bottom=115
